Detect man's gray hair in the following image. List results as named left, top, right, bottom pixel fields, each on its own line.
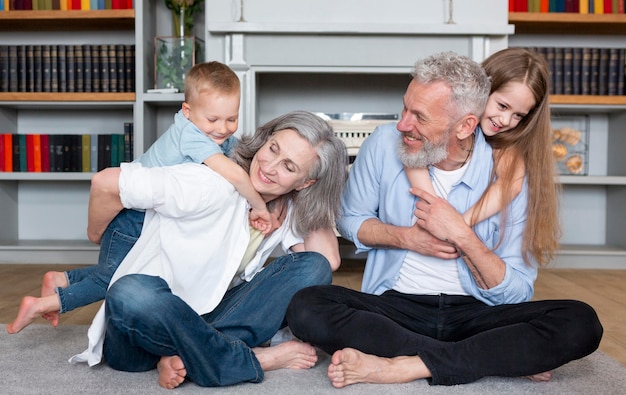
left=411, top=51, right=491, bottom=122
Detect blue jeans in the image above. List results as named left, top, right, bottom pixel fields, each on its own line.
left=57, top=209, right=144, bottom=313
left=102, top=251, right=332, bottom=387
left=287, top=286, right=603, bottom=386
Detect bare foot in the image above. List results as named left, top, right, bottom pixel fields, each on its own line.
left=157, top=355, right=187, bottom=389
left=253, top=340, right=318, bottom=371
left=6, top=295, right=61, bottom=334
left=327, top=348, right=429, bottom=388
left=41, top=271, right=67, bottom=297
left=526, top=371, right=552, bottom=382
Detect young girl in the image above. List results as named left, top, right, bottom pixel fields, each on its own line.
left=405, top=47, right=560, bottom=267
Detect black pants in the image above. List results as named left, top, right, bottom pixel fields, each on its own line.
left=287, top=285, right=603, bottom=385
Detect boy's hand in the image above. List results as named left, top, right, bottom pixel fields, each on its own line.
left=249, top=208, right=273, bottom=235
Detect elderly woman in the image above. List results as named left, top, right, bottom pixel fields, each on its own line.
left=71, top=110, right=348, bottom=388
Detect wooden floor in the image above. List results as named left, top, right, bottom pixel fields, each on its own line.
left=1, top=263, right=625, bottom=367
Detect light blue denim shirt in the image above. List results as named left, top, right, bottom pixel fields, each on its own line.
left=337, top=123, right=537, bottom=306
left=136, top=109, right=237, bottom=167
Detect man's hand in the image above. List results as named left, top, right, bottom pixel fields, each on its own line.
left=411, top=187, right=471, bottom=246
left=405, top=221, right=458, bottom=259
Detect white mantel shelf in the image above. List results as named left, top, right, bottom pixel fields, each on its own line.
left=208, top=22, right=515, bottom=36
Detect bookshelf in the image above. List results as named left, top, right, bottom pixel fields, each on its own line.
left=509, top=12, right=626, bottom=269
left=0, top=9, right=136, bottom=263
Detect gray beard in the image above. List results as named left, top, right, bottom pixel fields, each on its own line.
left=398, top=136, right=449, bottom=169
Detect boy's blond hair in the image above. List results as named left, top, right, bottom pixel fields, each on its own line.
left=184, top=61, right=240, bottom=103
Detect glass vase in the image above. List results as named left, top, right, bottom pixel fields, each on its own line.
left=154, top=36, right=205, bottom=92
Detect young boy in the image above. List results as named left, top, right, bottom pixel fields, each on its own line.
left=7, top=61, right=272, bottom=334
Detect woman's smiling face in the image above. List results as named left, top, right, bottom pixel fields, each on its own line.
left=249, top=128, right=318, bottom=201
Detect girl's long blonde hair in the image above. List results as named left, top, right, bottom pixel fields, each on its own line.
left=477, top=47, right=561, bottom=267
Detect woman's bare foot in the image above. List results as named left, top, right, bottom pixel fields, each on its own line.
left=157, top=355, right=187, bottom=389
left=526, top=371, right=552, bottom=382
left=41, top=271, right=67, bottom=297
left=6, top=295, right=61, bottom=334
left=253, top=340, right=318, bottom=371
left=327, top=348, right=429, bottom=388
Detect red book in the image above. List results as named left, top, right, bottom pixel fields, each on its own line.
left=515, top=0, right=528, bottom=11
left=33, top=134, right=42, bottom=172
left=0, top=134, right=5, bottom=172
left=619, top=0, right=625, bottom=13
left=604, top=0, right=613, bottom=13
left=540, top=0, right=549, bottom=12
left=509, top=0, right=515, bottom=11
left=71, top=0, right=81, bottom=10
left=26, top=134, right=35, bottom=172
left=40, top=134, right=50, bottom=172
left=5, top=134, right=12, bottom=171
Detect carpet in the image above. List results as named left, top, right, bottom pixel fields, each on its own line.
left=2, top=324, right=626, bottom=394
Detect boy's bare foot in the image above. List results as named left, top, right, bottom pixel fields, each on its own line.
left=526, top=371, right=552, bottom=382
left=41, top=271, right=67, bottom=297
left=6, top=295, right=61, bottom=334
left=157, top=355, right=187, bottom=389
left=327, top=348, right=429, bottom=388
left=253, top=340, right=318, bottom=371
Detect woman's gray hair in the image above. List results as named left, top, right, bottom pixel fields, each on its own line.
left=411, top=51, right=491, bottom=123
left=230, top=110, right=349, bottom=236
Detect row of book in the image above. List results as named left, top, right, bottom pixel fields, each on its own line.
left=510, top=0, right=626, bottom=12
left=0, top=44, right=135, bottom=94
left=0, top=125, right=134, bottom=173
left=526, top=46, right=626, bottom=96
left=1, top=0, right=133, bottom=10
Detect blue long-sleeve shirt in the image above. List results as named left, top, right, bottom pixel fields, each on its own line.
left=337, top=123, right=537, bottom=306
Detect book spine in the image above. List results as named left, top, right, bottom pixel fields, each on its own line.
left=91, top=45, right=100, bottom=93
left=42, top=44, right=51, bottom=93
left=90, top=133, right=98, bottom=172
left=597, top=48, right=608, bottom=95
left=100, top=44, right=109, bottom=93
left=48, top=134, right=56, bottom=172
left=108, top=44, right=117, bottom=92
left=40, top=134, right=50, bottom=172
left=50, top=45, right=59, bottom=93
left=9, top=45, right=17, bottom=92
left=33, top=45, right=43, bottom=92
left=618, top=48, right=625, bottom=95
left=0, top=45, right=8, bottom=92
left=124, top=44, right=135, bottom=93
left=26, top=45, right=34, bottom=92
left=582, top=47, right=592, bottom=95
left=54, top=135, right=64, bottom=172
left=563, top=47, right=573, bottom=95
left=3, top=134, right=12, bottom=171
left=110, top=133, right=119, bottom=167
left=74, top=45, right=84, bottom=92
left=17, top=45, right=26, bottom=92
left=82, top=44, right=92, bottom=93
left=123, top=122, right=133, bottom=162
left=572, top=47, right=582, bottom=95
left=19, top=134, right=27, bottom=172
left=58, top=44, right=67, bottom=93
left=82, top=134, right=91, bottom=172
left=608, top=48, right=619, bottom=95
left=33, top=134, right=42, bottom=172
left=115, top=44, right=124, bottom=93
left=66, top=45, right=75, bottom=93
left=0, top=134, right=5, bottom=171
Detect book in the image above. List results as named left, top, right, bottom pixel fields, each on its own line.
left=607, top=48, right=619, bottom=95
left=66, top=45, right=75, bottom=92
left=82, top=134, right=91, bottom=172
left=62, top=134, right=72, bottom=172
left=563, top=47, right=573, bottom=95
left=598, top=48, right=609, bottom=95
left=26, top=45, right=35, bottom=92
left=572, top=47, right=582, bottom=95
left=115, top=44, right=124, bottom=92
left=618, top=48, right=625, bottom=95
left=17, top=45, right=26, bottom=92
left=123, top=122, right=133, bottom=162
left=0, top=134, right=5, bottom=171
left=90, top=133, right=98, bottom=172
left=593, top=0, right=604, bottom=13
left=58, top=45, right=67, bottom=92
left=74, top=45, right=84, bottom=92
left=97, top=134, right=112, bottom=171
left=26, top=134, right=35, bottom=172
left=91, top=45, right=100, bottom=92
left=110, top=133, right=120, bottom=166
left=12, top=134, right=21, bottom=172
left=100, top=44, right=109, bottom=93
left=83, top=44, right=92, bottom=93
left=580, top=0, right=589, bottom=13
left=2, top=134, right=12, bottom=171
left=54, top=135, right=65, bottom=172
left=108, top=44, right=117, bottom=92
left=9, top=45, right=18, bottom=92
left=33, top=134, right=42, bottom=172
left=42, top=44, right=52, bottom=93
left=48, top=134, right=56, bottom=172
left=19, top=134, right=27, bottom=173
left=50, top=45, right=59, bottom=92
left=0, top=45, right=8, bottom=92
left=71, top=134, right=82, bottom=172
left=41, top=134, right=50, bottom=172
left=124, top=44, right=135, bottom=92
left=603, top=0, right=612, bottom=13
left=34, top=45, right=43, bottom=92
left=554, top=48, right=564, bottom=95
left=581, top=47, right=592, bottom=95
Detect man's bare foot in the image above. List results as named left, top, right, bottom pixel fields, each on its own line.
left=157, top=355, right=187, bottom=389
left=41, top=271, right=67, bottom=297
left=253, top=340, right=318, bottom=371
left=6, top=295, right=61, bottom=334
left=526, top=371, right=552, bottom=382
left=327, top=348, right=429, bottom=388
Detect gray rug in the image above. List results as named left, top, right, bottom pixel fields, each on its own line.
left=2, top=324, right=625, bottom=394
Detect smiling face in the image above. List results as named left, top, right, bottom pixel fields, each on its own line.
left=182, top=90, right=240, bottom=146
left=249, top=128, right=318, bottom=202
left=480, top=81, right=536, bottom=137
left=395, top=79, right=456, bottom=168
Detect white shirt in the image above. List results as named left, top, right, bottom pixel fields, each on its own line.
left=70, top=162, right=302, bottom=366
